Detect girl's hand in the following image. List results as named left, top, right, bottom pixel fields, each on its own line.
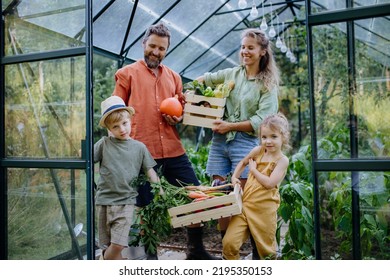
left=248, top=158, right=257, bottom=173
left=231, top=176, right=241, bottom=186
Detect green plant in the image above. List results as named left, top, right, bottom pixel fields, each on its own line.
left=186, top=144, right=211, bottom=184
left=183, top=80, right=234, bottom=98
left=327, top=171, right=390, bottom=259
left=8, top=169, right=87, bottom=259
left=312, top=125, right=390, bottom=259
left=278, top=145, right=315, bottom=259
left=129, top=176, right=191, bottom=254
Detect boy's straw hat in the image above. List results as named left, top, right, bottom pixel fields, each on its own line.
left=99, top=96, right=135, bottom=128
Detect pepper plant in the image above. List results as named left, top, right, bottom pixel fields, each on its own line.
left=277, top=145, right=315, bottom=259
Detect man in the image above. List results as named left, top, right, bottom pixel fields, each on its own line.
left=112, top=22, right=216, bottom=260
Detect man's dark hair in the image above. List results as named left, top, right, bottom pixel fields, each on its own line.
left=142, top=22, right=171, bottom=48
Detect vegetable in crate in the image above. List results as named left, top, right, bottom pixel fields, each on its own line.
left=185, top=182, right=234, bottom=195
left=183, top=80, right=235, bottom=98
left=213, top=81, right=235, bottom=98
left=183, top=79, right=204, bottom=95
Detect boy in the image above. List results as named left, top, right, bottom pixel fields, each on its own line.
left=94, top=96, right=159, bottom=260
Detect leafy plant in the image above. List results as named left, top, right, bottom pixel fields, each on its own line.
left=183, top=80, right=207, bottom=96
left=183, top=80, right=234, bottom=98
left=129, top=176, right=191, bottom=254
left=186, top=144, right=211, bottom=184
left=327, top=171, right=390, bottom=259
left=278, top=145, right=315, bottom=259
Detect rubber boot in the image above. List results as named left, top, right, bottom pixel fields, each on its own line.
left=249, top=234, right=260, bottom=260
left=144, top=246, right=158, bottom=260
left=146, top=251, right=158, bottom=260
left=186, top=227, right=218, bottom=260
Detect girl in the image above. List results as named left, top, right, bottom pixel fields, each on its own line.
left=222, top=113, right=290, bottom=260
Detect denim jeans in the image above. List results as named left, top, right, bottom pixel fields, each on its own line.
left=206, top=132, right=259, bottom=179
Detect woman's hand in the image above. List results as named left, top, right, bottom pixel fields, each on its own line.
left=212, top=119, right=231, bottom=134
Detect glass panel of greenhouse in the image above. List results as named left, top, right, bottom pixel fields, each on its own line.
left=318, top=171, right=390, bottom=259
left=4, top=0, right=85, bottom=55
left=1, top=0, right=389, bottom=264
left=7, top=168, right=87, bottom=260
left=4, top=57, right=86, bottom=159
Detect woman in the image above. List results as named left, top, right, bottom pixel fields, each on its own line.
left=196, top=29, right=280, bottom=259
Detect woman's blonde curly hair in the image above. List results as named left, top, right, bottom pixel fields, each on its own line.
left=240, top=29, right=280, bottom=92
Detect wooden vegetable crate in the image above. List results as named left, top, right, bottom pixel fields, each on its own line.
left=182, top=92, right=226, bottom=128
left=168, top=185, right=242, bottom=228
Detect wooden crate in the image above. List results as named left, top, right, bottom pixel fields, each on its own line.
left=168, top=185, right=242, bottom=228
left=182, top=92, right=226, bottom=128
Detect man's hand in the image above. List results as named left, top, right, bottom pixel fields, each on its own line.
left=162, top=114, right=183, bottom=125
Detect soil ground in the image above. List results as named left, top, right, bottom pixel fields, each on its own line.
left=158, top=225, right=253, bottom=260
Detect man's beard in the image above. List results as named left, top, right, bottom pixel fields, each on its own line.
left=144, top=53, right=163, bottom=69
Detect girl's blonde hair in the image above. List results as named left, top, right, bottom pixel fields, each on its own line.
left=260, top=113, right=291, bottom=151
left=104, top=109, right=131, bottom=128
left=240, top=29, right=280, bottom=91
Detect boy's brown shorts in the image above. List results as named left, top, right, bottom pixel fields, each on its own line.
left=97, top=204, right=135, bottom=248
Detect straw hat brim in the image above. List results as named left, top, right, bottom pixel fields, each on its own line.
left=99, top=105, right=135, bottom=128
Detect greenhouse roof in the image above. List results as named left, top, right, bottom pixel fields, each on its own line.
left=2, top=0, right=389, bottom=80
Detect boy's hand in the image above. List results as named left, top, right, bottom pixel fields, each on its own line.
left=159, top=187, right=164, bottom=196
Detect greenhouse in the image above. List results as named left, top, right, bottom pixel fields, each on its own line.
left=1, top=0, right=389, bottom=261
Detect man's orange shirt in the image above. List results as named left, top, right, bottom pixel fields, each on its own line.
left=112, top=60, right=185, bottom=159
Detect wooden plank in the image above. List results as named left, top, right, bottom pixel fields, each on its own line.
left=168, top=185, right=243, bottom=228
left=168, top=187, right=240, bottom=215
left=182, top=115, right=216, bottom=128
left=182, top=93, right=226, bottom=128
left=170, top=204, right=241, bottom=228
left=185, top=93, right=226, bottom=107
left=184, top=104, right=224, bottom=117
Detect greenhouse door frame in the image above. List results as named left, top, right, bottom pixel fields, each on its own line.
left=0, top=0, right=95, bottom=260
left=305, top=1, right=390, bottom=260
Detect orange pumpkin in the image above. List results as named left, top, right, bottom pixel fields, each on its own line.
left=160, top=97, right=183, bottom=117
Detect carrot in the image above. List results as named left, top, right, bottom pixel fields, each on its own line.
left=187, top=191, right=209, bottom=199
left=185, top=183, right=234, bottom=192
left=193, top=197, right=212, bottom=202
